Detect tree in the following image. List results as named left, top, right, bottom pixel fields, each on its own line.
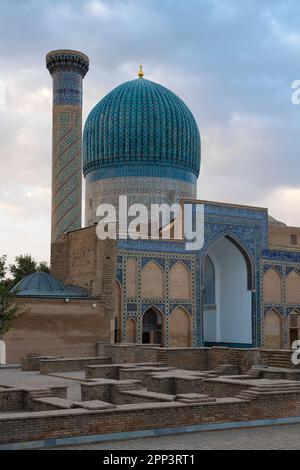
left=0, top=286, right=28, bottom=339
left=9, top=255, right=37, bottom=286
left=0, top=255, right=7, bottom=282
left=37, top=261, right=50, bottom=273
left=6, top=255, right=50, bottom=288
left=0, top=256, right=13, bottom=289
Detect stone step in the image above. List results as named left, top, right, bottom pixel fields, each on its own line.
left=266, top=360, right=291, bottom=363
left=265, top=361, right=291, bottom=363
left=266, top=364, right=292, bottom=369
left=236, top=385, right=300, bottom=400
left=235, top=392, right=253, bottom=400
left=247, top=369, right=262, bottom=378
left=250, top=387, right=300, bottom=394
left=113, top=380, right=142, bottom=391
left=256, top=385, right=300, bottom=391
left=262, top=353, right=293, bottom=369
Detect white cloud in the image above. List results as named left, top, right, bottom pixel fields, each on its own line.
left=0, top=80, right=6, bottom=110
left=87, top=1, right=112, bottom=16
left=256, top=186, right=300, bottom=226
left=86, top=0, right=126, bottom=18
left=265, top=9, right=300, bottom=48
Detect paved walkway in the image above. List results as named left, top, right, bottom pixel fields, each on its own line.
left=56, top=423, right=300, bottom=450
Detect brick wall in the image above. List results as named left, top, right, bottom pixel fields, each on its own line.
left=24, top=387, right=67, bottom=411
left=85, top=364, right=119, bottom=380
left=0, top=388, right=24, bottom=411
left=51, top=227, right=117, bottom=304
left=130, top=346, right=293, bottom=373
left=0, top=386, right=67, bottom=413
left=5, top=298, right=112, bottom=364
left=90, top=345, right=300, bottom=373
left=103, top=345, right=139, bottom=364
left=2, top=391, right=300, bottom=445
left=206, top=348, right=261, bottom=373
left=81, top=382, right=110, bottom=402
left=21, top=355, right=61, bottom=371
left=201, top=379, right=251, bottom=398
left=160, top=348, right=208, bottom=370
left=39, top=357, right=111, bottom=374
left=269, top=224, right=300, bottom=251
left=147, top=376, right=175, bottom=394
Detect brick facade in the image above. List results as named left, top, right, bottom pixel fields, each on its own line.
left=4, top=298, right=113, bottom=363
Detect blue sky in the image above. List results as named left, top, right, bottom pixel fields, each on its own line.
left=0, top=0, right=300, bottom=263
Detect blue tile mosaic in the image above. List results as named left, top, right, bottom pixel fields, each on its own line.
left=83, top=78, right=200, bottom=179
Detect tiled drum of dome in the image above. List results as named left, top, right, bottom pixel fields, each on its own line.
left=83, top=77, right=201, bottom=223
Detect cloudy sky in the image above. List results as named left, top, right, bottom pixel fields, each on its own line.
left=0, top=0, right=300, bottom=264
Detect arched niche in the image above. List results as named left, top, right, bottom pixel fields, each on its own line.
left=142, top=307, right=164, bottom=345
left=169, top=307, right=191, bottom=347
left=286, top=271, right=300, bottom=304
left=264, top=309, right=283, bottom=349
left=263, top=268, right=282, bottom=303
left=288, top=310, right=300, bottom=348
left=126, top=318, right=136, bottom=343
left=113, top=281, right=122, bottom=342
left=169, top=262, right=191, bottom=300
left=141, top=261, right=164, bottom=299
left=126, top=259, right=138, bottom=299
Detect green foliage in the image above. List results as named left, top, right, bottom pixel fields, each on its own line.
left=37, top=261, right=50, bottom=273
left=0, top=256, right=12, bottom=289
left=0, top=254, right=50, bottom=288
left=0, top=255, right=7, bottom=281
left=0, top=285, right=29, bottom=339
left=9, top=254, right=37, bottom=286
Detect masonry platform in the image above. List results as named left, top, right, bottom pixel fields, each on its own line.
left=1, top=345, right=300, bottom=449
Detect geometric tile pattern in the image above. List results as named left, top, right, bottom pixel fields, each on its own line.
left=116, top=248, right=196, bottom=347
left=51, top=107, right=83, bottom=242
left=117, top=201, right=269, bottom=348
left=85, top=175, right=196, bottom=227
left=46, top=50, right=89, bottom=243
left=83, top=78, right=201, bottom=178
left=260, top=256, right=300, bottom=347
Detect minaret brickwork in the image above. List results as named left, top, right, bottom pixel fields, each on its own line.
left=46, top=49, right=89, bottom=244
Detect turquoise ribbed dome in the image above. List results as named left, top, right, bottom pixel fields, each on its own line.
left=83, top=78, right=200, bottom=179
left=12, top=272, right=88, bottom=298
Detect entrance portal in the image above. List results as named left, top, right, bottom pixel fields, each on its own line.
left=203, top=236, right=253, bottom=346
left=142, top=308, right=163, bottom=345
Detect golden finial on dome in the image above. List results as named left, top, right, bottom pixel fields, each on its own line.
left=138, top=64, right=144, bottom=78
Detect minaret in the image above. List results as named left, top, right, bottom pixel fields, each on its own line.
left=46, top=49, right=89, bottom=244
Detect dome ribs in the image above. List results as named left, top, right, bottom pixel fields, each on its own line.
left=83, top=78, right=200, bottom=178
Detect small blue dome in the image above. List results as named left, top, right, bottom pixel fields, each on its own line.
left=12, top=272, right=88, bottom=298
left=83, top=78, right=201, bottom=179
